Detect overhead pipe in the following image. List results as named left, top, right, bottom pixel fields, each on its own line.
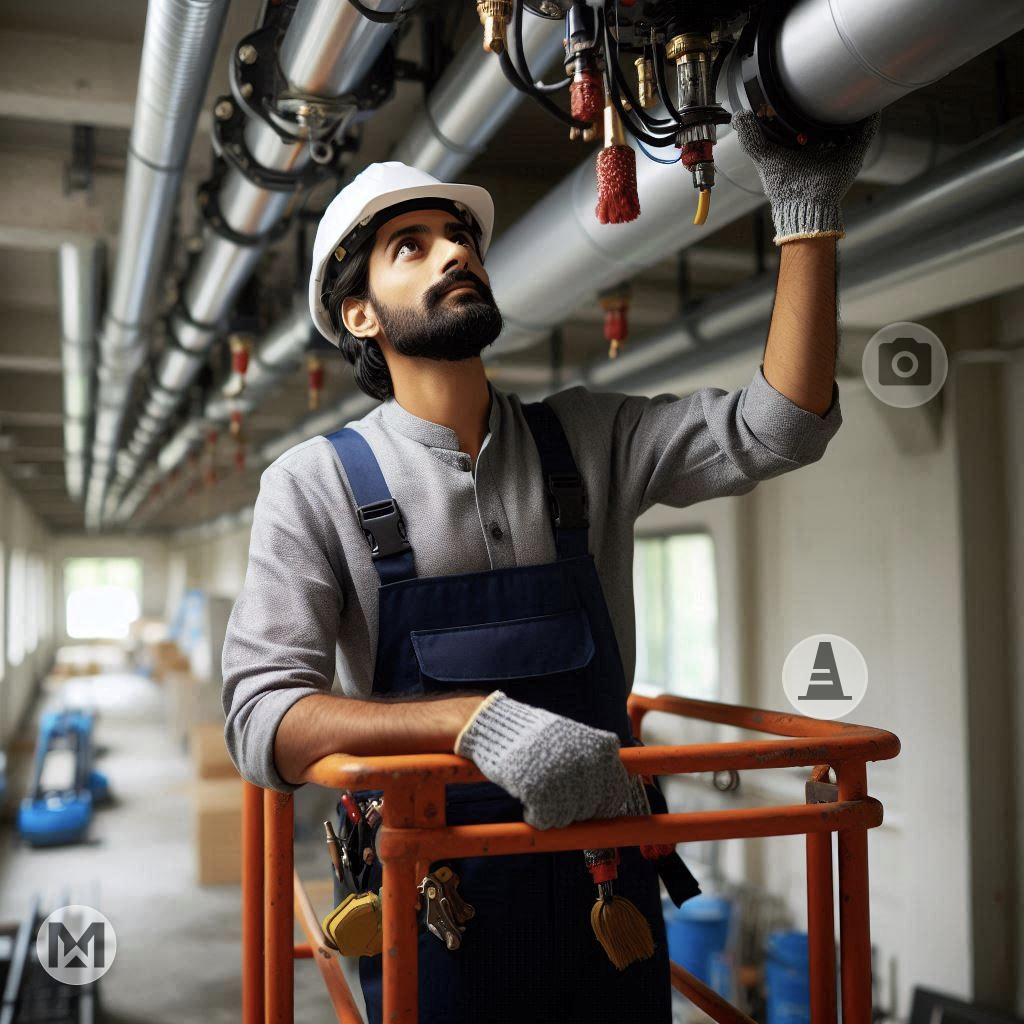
left=128, top=113, right=1024, bottom=526
left=58, top=241, right=102, bottom=503
left=115, top=14, right=566, bottom=522
left=105, top=0, right=412, bottom=523
left=84, top=0, right=230, bottom=530
left=115, top=0, right=1024, bottom=523
left=484, top=0, right=1024, bottom=352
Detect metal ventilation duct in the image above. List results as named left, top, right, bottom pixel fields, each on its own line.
left=85, top=0, right=229, bottom=530
left=127, top=113, right=1024, bottom=526
left=104, top=0, right=411, bottom=523
left=116, top=14, right=566, bottom=521
left=58, top=241, right=102, bottom=503
left=117, top=0, right=1024, bottom=523
left=486, top=0, right=1024, bottom=352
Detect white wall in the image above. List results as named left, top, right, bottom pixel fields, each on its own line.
left=0, top=470, right=57, bottom=749
left=634, top=326, right=972, bottom=1020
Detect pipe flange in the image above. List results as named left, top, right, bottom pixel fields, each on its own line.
left=734, top=1, right=863, bottom=148
left=168, top=300, right=225, bottom=350
left=211, top=96, right=341, bottom=193
left=196, top=172, right=294, bottom=249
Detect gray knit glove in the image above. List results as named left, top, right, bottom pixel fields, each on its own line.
left=454, top=691, right=633, bottom=831
left=731, top=109, right=881, bottom=245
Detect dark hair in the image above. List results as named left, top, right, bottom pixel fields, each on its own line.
left=323, top=242, right=394, bottom=403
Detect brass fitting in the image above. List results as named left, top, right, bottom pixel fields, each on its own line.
left=665, top=32, right=710, bottom=64
left=634, top=57, right=655, bottom=108
left=477, top=0, right=512, bottom=54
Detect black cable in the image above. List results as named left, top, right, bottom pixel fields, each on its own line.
left=497, top=0, right=589, bottom=130
left=346, top=0, right=406, bottom=24
left=600, top=8, right=677, bottom=147
left=603, top=4, right=676, bottom=135
left=651, top=25, right=686, bottom=126
left=512, top=0, right=570, bottom=92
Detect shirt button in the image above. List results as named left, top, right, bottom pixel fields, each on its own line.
left=490, top=522, right=503, bottom=540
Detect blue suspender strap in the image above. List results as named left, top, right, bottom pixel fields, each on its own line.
left=323, top=428, right=417, bottom=586
left=521, top=401, right=589, bottom=560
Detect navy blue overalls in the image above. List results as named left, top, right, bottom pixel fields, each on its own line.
left=325, top=401, right=695, bottom=1024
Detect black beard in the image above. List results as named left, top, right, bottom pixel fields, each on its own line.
left=370, top=270, right=503, bottom=362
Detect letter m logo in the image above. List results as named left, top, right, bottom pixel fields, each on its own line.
left=48, top=921, right=105, bottom=969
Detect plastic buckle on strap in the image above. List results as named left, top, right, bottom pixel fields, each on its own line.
left=547, top=472, right=588, bottom=529
left=358, top=499, right=411, bottom=560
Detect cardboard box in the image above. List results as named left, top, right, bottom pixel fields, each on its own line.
left=150, top=640, right=191, bottom=681
left=166, top=670, right=226, bottom=748
left=192, top=777, right=243, bottom=885
left=190, top=722, right=236, bottom=780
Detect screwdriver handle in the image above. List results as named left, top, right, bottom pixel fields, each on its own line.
left=340, top=791, right=363, bottom=824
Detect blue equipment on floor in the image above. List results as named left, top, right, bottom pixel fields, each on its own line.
left=16, top=709, right=110, bottom=847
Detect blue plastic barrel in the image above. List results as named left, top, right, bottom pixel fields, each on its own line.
left=765, top=931, right=810, bottom=1024
left=664, top=894, right=732, bottom=987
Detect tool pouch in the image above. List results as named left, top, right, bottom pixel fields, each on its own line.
left=322, top=891, right=384, bottom=956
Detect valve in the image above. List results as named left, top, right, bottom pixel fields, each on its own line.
left=223, top=334, right=252, bottom=399
left=477, top=0, right=512, bottom=54
left=599, top=284, right=631, bottom=359
left=308, top=354, right=325, bottom=411
left=664, top=30, right=729, bottom=225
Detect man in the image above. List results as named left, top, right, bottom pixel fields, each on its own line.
left=222, top=110, right=878, bottom=1022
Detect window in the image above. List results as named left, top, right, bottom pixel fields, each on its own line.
left=64, top=558, right=142, bottom=640
left=7, top=549, right=25, bottom=667
left=0, top=543, right=5, bottom=678
left=25, top=554, right=38, bottom=655
left=633, top=532, right=719, bottom=699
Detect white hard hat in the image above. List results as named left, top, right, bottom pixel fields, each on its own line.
left=308, top=161, right=495, bottom=346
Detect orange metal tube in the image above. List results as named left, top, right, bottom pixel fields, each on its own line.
left=381, top=847, right=420, bottom=1023
left=376, top=798, right=882, bottom=863
left=248, top=694, right=898, bottom=1023
left=806, top=766, right=838, bottom=1024
left=292, top=872, right=365, bottom=1023
left=265, top=790, right=294, bottom=1023
left=670, top=961, right=757, bottom=1024
left=837, top=760, right=873, bottom=1024
left=242, top=781, right=265, bottom=1024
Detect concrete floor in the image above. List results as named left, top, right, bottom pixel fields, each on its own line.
left=0, top=668, right=366, bottom=1023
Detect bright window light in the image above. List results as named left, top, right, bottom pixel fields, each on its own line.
left=64, top=558, right=143, bottom=640
left=633, top=532, right=719, bottom=699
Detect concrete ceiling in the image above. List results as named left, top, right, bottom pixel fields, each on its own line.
left=0, top=2, right=1022, bottom=535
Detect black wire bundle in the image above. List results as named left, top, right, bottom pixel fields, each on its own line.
left=497, top=0, right=593, bottom=129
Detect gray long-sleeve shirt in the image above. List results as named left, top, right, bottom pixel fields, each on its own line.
left=221, top=364, right=841, bottom=792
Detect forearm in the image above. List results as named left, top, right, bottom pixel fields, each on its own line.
left=274, top=690, right=488, bottom=785
left=762, top=237, right=838, bottom=417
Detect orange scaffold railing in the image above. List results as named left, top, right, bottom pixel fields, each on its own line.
left=240, top=693, right=900, bottom=1024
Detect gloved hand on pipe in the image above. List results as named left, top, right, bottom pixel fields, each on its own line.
left=454, top=691, right=633, bottom=830
left=731, top=108, right=881, bottom=245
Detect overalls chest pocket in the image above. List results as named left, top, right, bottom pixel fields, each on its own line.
left=409, top=606, right=597, bottom=727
